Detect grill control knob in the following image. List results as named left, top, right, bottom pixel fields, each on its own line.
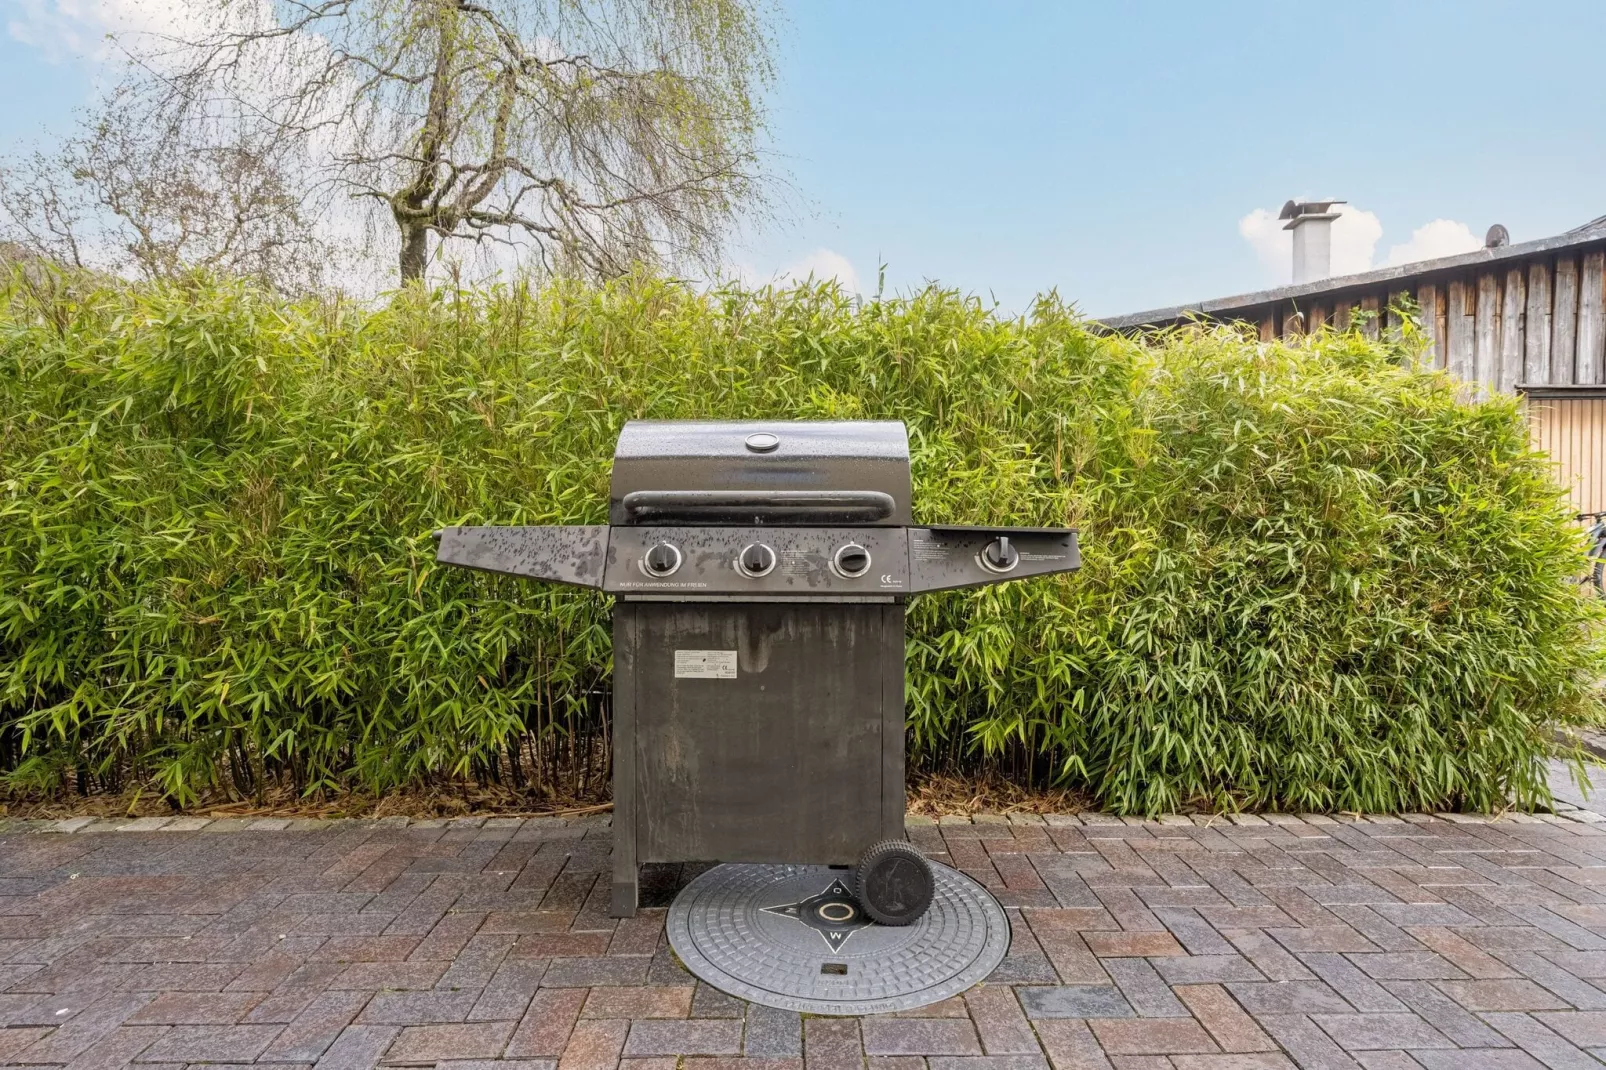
left=737, top=542, right=776, bottom=577
left=642, top=542, right=682, bottom=577
left=833, top=543, right=872, bottom=578
left=980, top=536, right=1019, bottom=573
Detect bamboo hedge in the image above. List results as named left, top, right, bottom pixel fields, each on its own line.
left=1, top=271, right=1601, bottom=813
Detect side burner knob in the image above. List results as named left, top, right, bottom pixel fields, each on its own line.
left=643, top=542, right=682, bottom=577
left=980, top=536, right=1019, bottom=573
left=737, top=543, right=776, bottom=577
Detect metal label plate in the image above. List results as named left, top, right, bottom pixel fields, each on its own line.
left=673, top=650, right=739, bottom=679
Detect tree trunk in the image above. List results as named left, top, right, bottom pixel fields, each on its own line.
left=399, top=223, right=430, bottom=282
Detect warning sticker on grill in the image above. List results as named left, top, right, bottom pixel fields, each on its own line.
left=674, top=650, right=738, bottom=679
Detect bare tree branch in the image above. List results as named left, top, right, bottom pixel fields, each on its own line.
left=3, top=0, right=776, bottom=286
left=0, top=91, right=334, bottom=293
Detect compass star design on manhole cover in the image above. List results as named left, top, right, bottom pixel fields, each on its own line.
left=758, top=876, right=872, bottom=951
left=668, top=862, right=1010, bottom=1015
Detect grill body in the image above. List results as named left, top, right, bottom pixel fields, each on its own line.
left=436, top=420, right=1081, bottom=916
left=615, top=602, right=904, bottom=890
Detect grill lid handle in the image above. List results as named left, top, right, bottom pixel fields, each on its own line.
left=620, top=490, right=896, bottom=525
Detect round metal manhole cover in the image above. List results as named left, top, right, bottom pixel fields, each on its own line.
left=667, top=861, right=1009, bottom=1015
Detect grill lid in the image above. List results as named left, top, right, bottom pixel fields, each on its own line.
left=609, top=420, right=912, bottom=526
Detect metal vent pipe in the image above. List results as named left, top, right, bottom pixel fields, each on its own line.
left=1280, top=199, right=1344, bottom=283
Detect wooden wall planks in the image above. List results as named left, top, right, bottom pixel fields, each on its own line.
left=1359, top=294, right=1380, bottom=339
left=1446, top=279, right=1475, bottom=380
left=1579, top=251, right=1605, bottom=384
left=1474, top=273, right=1499, bottom=387
left=1419, top=283, right=1442, bottom=367
left=1130, top=239, right=1606, bottom=390
left=1389, top=290, right=1410, bottom=341
left=1554, top=256, right=1580, bottom=382
left=1526, top=261, right=1552, bottom=385
left=1250, top=247, right=1604, bottom=390
left=1283, top=308, right=1303, bottom=339
left=1499, top=267, right=1525, bottom=395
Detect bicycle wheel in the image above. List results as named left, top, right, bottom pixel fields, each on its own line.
left=1591, top=528, right=1606, bottom=597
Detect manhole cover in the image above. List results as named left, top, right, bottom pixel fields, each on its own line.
left=666, top=861, right=1009, bottom=1015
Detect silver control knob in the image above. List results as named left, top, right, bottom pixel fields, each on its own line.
left=642, top=542, right=682, bottom=577
left=833, top=543, right=871, bottom=578
left=737, top=543, right=776, bottom=577
left=980, top=536, right=1019, bottom=573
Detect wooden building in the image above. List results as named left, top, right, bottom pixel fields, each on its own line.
left=1098, top=215, right=1606, bottom=515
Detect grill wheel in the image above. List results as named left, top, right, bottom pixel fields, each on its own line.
left=854, top=839, right=935, bottom=926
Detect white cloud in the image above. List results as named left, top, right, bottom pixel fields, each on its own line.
left=1384, top=219, right=1482, bottom=267
left=707, top=249, right=861, bottom=294
left=8, top=0, right=213, bottom=62
left=1238, top=203, right=1382, bottom=285
left=1329, top=207, right=1382, bottom=277
left=1236, top=209, right=1284, bottom=276
left=778, top=248, right=861, bottom=294
left=718, top=259, right=763, bottom=288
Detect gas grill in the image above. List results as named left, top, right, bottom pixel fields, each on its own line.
left=436, top=420, right=1080, bottom=924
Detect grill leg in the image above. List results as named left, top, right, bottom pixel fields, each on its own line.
left=611, top=867, right=639, bottom=918
left=611, top=605, right=638, bottom=918
left=881, top=604, right=908, bottom=844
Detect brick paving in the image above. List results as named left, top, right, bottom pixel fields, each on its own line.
left=5, top=809, right=1606, bottom=1068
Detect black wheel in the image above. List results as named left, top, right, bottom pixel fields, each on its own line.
left=1583, top=520, right=1606, bottom=598
left=854, top=839, right=934, bottom=926
left=1591, top=528, right=1606, bottom=597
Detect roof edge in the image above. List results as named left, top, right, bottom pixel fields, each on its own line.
left=1095, top=222, right=1606, bottom=330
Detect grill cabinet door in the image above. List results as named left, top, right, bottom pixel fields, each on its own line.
left=620, top=602, right=901, bottom=866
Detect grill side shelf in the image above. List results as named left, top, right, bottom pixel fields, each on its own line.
left=435, top=525, right=610, bottom=589
left=906, top=527, right=1080, bottom=593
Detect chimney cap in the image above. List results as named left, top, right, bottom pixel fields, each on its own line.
left=1279, top=199, right=1345, bottom=223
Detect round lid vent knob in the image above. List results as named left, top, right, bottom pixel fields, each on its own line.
left=744, top=432, right=780, bottom=453
left=738, top=542, right=776, bottom=577
left=643, top=542, right=681, bottom=576
left=981, top=536, right=1019, bottom=573
left=834, top=543, right=871, bottom=578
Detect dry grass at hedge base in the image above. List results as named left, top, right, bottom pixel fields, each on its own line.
left=1, top=270, right=1603, bottom=816
left=0, top=772, right=1077, bottom=821
left=0, top=782, right=614, bottom=821
left=905, top=773, right=1088, bottom=817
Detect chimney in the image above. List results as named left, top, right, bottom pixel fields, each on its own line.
left=1279, top=199, right=1344, bottom=283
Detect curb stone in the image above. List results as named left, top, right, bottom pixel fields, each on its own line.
left=5, top=810, right=1587, bottom=833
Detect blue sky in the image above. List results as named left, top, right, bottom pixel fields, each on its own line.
left=5, top=0, right=1605, bottom=314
